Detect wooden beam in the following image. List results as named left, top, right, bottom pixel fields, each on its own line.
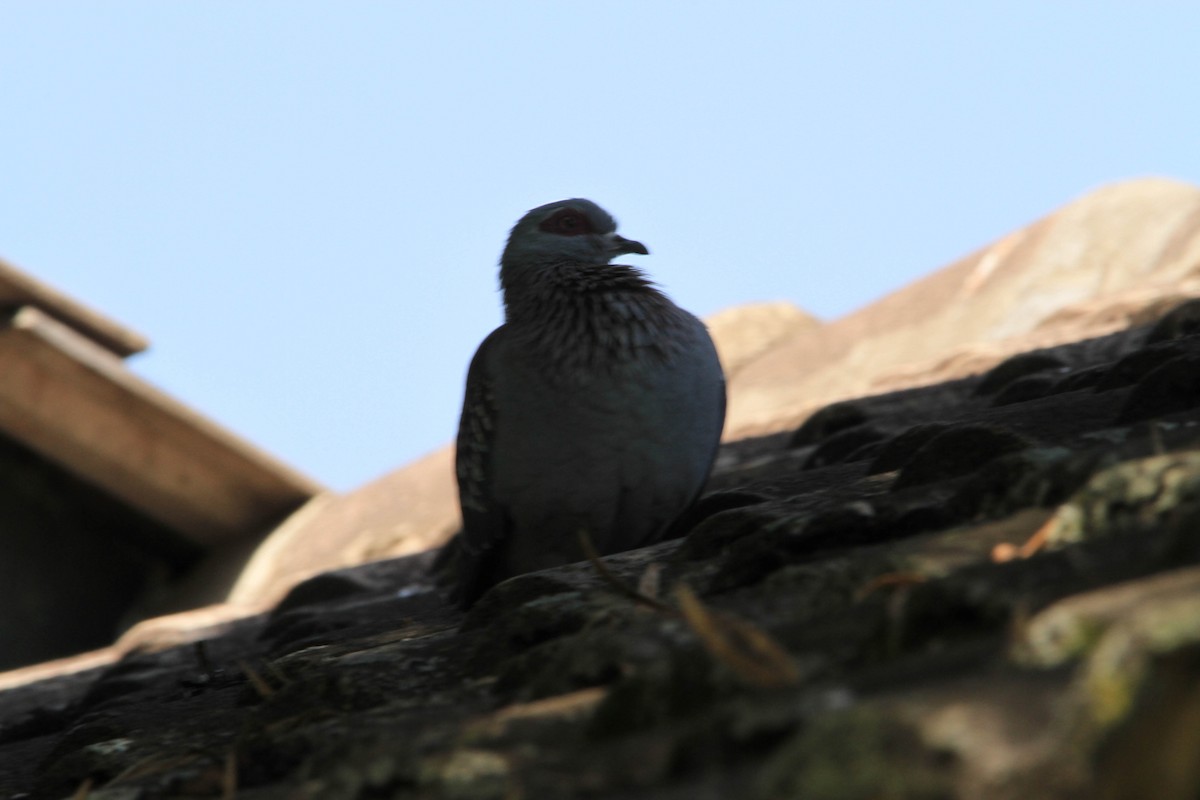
left=0, top=306, right=324, bottom=545
left=0, top=257, right=148, bottom=357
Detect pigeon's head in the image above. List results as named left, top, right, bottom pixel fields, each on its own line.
left=500, top=199, right=648, bottom=279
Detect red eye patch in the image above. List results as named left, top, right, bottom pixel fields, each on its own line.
left=539, top=208, right=593, bottom=236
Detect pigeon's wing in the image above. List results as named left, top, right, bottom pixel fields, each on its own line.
left=436, top=328, right=516, bottom=606
left=454, top=327, right=511, bottom=558
left=656, top=324, right=728, bottom=542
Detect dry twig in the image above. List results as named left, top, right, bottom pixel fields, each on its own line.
left=576, top=530, right=673, bottom=613
left=577, top=530, right=801, bottom=688
left=992, top=517, right=1055, bottom=562
left=853, top=571, right=928, bottom=602
left=675, top=585, right=802, bottom=688
left=223, top=751, right=238, bottom=800
left=237, top=659, right=275, bottom=699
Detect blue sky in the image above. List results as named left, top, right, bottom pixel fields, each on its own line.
left=3, top=4, right=1199, bottom=491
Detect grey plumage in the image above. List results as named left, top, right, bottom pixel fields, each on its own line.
left=441, top=199, right=726, bottom=605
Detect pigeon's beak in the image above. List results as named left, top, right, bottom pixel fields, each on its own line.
left=605, top=233, right=650, bottom=257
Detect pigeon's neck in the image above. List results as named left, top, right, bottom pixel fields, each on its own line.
left=501, top=261, right=690, bottom=368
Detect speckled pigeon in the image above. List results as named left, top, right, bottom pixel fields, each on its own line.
left=439, top=199, right=726, bottom=606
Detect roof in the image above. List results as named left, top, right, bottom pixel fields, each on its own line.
left=5, top=180, right=1200, bottom=796
left=0, top=258, right=324, bottom=545
left=4, top=299, right=1200, bottom=797
left=0, top=256, right=148, bottom=357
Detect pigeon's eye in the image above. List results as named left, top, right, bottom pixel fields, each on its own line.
left=540, top=208, right=592, bottom=236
